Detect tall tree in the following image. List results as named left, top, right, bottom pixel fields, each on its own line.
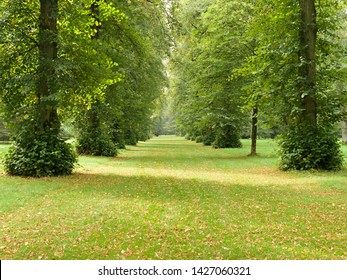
left=103, top=0, right=169, bottom=145
left=279, top=0, right=345, bottom=170
left=72, top=0, right=169, bottom=153
left=250, top=107, right=258, bottom=156
left=75, top=0, right=118, bottom=156
left=1, top=0, right=77, bottom=176
left=238, top=0, right=346, bottom=170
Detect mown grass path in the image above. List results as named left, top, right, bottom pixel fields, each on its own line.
left=0, top=136, right=346, bottom=259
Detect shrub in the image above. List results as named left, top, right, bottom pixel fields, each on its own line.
left=195, top=135, right=203, bottom=143
left=4, top=131, right=77, bottom=177
left=77, top=128, right=117, bottom=156
left=124, top=130, right=138, bottom=146
left=110, top=128, right=126, bottom=149
left=201, top=131, right=215, bottom=146
left=278, top=125, right=344, bottom=171
left=212, top=125, right=242, bottom=148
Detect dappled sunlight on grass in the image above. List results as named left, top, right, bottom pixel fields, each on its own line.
left=0, top=136, right=346, bottom=260
left=77, top=165, right=321, bottom=190
left=76, top=136, right=346, bottom=191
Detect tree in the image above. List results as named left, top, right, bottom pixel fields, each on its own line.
left=280, top=0, right=345, bottom=170
left=238, top=0, right=346, bottom=170
left=75, top=0, right=118, bottom=156
left=101, top=0, right=169, bottom=145
left=1, top=0, right=77, bottom=176
left=0, top=0, right=124, bottom=173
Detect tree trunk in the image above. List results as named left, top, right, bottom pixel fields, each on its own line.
left=89, top=0, right=101, bottom=130
left=298, top=0, right=317, bottom=126
left=342, top=121, right=347, bottom=144
left=37, top=0, right=59, bottom=132
left=249, top=107, right=258, bottom=156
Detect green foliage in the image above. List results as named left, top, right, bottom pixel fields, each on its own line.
left=75, top=101, right=118, bottom=156
left=77, top=128, right=117, bottom=157
left=234, top=0, right=347, bottom=169
left=124, top=131, right=138, bottom=146
left=278, top=125, right=344, bottom=171
left=169, top=0, right=252, bottom=149
left=212, top=125, right=242, bottom=149
left=152, top=93, right=176, bottom=136
left=0, top=0, right=39, bottom=124
left=195, top=135, right=203, bottom=143
left=201, top=132, right=214, bottom=146
left=0, top=120, right=11, bottom=141
left=245, top=0, right=346, bottom=124
left=72, top=0, right=169, bottom=149
left=4, top=130, right=77, bottom=177
left=109, top=125, right=126, bottom=149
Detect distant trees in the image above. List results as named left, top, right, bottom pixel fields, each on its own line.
left=169, top=0, right=255, bottom=148
left=75, top=0, right=169, bottom=155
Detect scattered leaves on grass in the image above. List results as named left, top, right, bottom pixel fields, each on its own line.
left=0, top=137, right=346, bottom=259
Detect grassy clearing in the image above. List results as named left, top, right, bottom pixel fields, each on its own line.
left=0, top=136, right=346, bottom=260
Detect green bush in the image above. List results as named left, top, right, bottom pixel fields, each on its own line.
left=110, top=128, right=126, bottom=149
left=4, top=131, right=77, bottom=177
left=124, top=130, right=138, bottom=146
left=201, top=131, right=215, bottom=146
left=278, top=125, right=344, bottom=171
left=212, top=126, right=242, bottom=149
left=195, top=135, right=203, bottom=143
left=77, top=128, right=117, bottom=156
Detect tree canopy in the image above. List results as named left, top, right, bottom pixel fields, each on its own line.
left=169, top=0, right=346, bottom=170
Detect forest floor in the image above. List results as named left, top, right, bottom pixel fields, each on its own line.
left=0, top=136, right=346, bottom=259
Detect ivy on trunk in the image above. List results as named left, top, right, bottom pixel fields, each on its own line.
left=4, top=0, right=77, bottom=177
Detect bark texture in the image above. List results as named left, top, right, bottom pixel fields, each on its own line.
left=298, top=0, right=317, bottom=126
left=250, top=107, right=258, bottom=156
left=37, top=0, right=59, bottom=131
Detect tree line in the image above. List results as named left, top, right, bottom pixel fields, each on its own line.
left=169, top=0, right=347, bottom=170
left=0, top=0, right=170, bottom=176
left=0, top=0, right=346, bottom=177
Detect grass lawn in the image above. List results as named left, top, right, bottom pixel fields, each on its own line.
left=0, top=136, right=346, bottom=260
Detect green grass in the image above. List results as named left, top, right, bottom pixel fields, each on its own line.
left=0, top=136, right=346, bottom=260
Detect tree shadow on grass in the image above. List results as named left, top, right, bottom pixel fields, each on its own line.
left=61, top=171, right=318, bottom=201
left=1, top=171, right=346, bottom=260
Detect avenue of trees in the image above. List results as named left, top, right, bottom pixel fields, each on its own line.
left=169, top=0, right=347, bottom=170
left=0, top=0, right=169, bottom=176
left=0, top=0, right=346, bottom=177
